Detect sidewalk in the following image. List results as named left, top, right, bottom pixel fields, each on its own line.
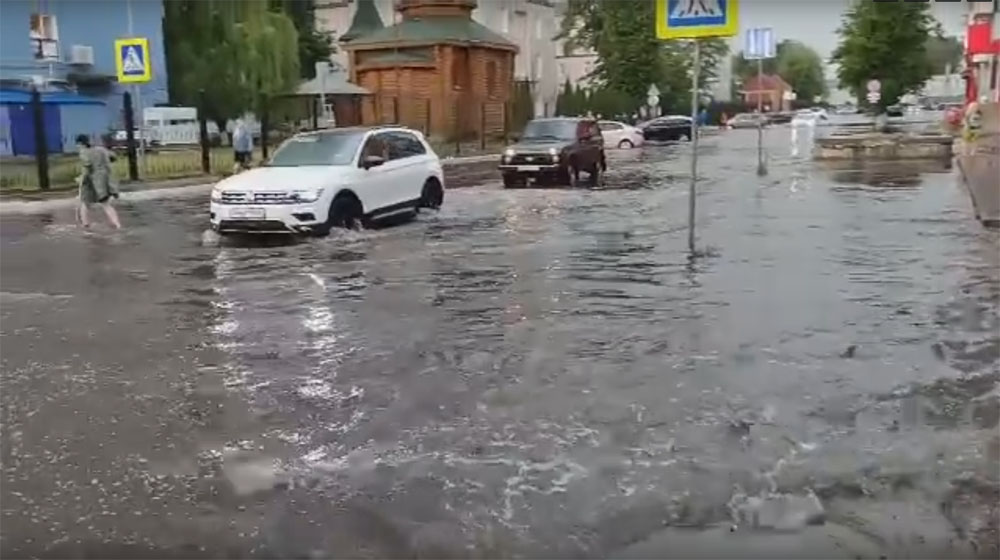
left=0, top=153, right=498, bottom=215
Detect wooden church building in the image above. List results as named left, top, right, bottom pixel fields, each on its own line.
left=342, top=0, right=518, bottom=138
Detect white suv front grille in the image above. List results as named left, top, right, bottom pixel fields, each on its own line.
left=218, top=191, right=295, bottom=205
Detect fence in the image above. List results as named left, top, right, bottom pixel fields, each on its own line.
left=361, top=94, right=511, bottom=143
left=2, top=89, right=253, bottom=193
left=1, top=90, right=520, bottom=194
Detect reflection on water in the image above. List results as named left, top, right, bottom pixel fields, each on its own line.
left=1, top=133, right=997, bottom=558
left=822, top=159, right=952, bottom=189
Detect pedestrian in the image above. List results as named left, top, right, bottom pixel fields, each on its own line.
left=720, top=111, right=728, bottom=130
left=698, top=107, right=709, bottom=128
left=75, top=134, right=122, bottom=230
left=232, top=119, right=253, bottom=174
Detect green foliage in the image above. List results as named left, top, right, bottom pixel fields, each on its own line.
left=556, top=79, right=575, bottom=116
left=776, top=41, right=827, bottom=103
left=587, top=87, right=632, bottom=119
left=558, top=0, right=728, bottom=115
left=558, top=79, right=618, bottom=117
left=269, top=0, right=336, bottom=79
left=831, top=0, right=937, bottom=109
left=925, top=35, right=963, bottom=75
left=164, top=0, right=300, bottom=124
left=510, top=80, right=535, bottom=132
left=732, top=40, right=827, bottom=103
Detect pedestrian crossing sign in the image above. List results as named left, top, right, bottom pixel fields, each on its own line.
left=114, top=37, right=152, bottom=84
left=656, top=0, right=739, bottom=39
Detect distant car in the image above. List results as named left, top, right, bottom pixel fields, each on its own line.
left=499, top=118, right=605, bottom=188
left=210, top=126, right=445, bottom=235
left=766, top=112, right=794, bottom=125
left=885, top=105, right=905, bottom=118
left=640, top=116, right=693, bottom=142
left=791, top=109, right=830, bottom=128
left=727, top=113, right=768, bottom=129
left=599, top=120, right=644, bottom=149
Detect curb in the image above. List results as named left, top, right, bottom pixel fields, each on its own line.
left=0, top=154, right=498, bottom=215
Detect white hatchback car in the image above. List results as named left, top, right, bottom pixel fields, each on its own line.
left=598, top=120, right=645, bottom=149
left=210, top=126, right=445, bottom=235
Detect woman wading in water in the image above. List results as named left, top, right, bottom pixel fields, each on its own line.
left=76, top=134, right=122, bottom=229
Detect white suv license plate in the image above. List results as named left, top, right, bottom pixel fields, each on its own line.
left=231, top=207, right=266, bottom=219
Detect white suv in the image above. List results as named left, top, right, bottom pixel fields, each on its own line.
left=210, top=126, right=445, bottom=235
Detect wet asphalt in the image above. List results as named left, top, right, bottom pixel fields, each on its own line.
left=1, top=129, right=998, bottom=559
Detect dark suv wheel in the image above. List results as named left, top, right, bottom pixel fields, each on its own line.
left=590, top=154, right=605, bottom=186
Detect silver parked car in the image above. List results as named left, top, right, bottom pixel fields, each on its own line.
left=726, top=113, right=768, bottom=129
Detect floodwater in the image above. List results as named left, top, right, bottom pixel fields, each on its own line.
left=1, top=130, right=997, bottom=559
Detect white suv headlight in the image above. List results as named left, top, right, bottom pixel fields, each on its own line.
left=290, top=188, right=322, bottom=203
left=210, top=188, right=223, bottom=202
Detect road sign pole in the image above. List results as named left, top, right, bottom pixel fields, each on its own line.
left=125, top=0, right=144, bottom=174
left=656, top=0, right=739, bottom=259
left=133, top=85, right=145, bottom=173
left=688, top=38, right=701, bottom=256
left=123, top=90, right=139, bottom=181
left=756, top=57, right=767, bottom=176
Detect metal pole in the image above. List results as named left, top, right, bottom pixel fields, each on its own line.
left=260, top=94, right=270, bottom=159
left=198, top=89, right=210, bottom=174
left=319, top=64, right=327, bottom=128
left=123, top=90, right=139, bottom=181
left=30, top=86, right=50, bottom=191
left=756, top=57, right=767, bottom=176
left=126, top=0, right=144, bottom=173
left=688, top=39, right=700, bottom=256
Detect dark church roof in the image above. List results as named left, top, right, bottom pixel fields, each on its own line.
left=340, top=0, right=385, bottom=43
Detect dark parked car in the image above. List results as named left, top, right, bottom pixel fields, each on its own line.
left=639, top=116, right=693, bottom=142
left=885, top=104, right=905, bottom=118
left=766, top=112, right=794, bottom=125
left=499, top=118, right=606, bottom=188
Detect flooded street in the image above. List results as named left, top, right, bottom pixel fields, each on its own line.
left=2, top=131, right=997, bottom=558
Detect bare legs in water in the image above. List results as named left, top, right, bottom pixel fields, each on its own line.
left=78, top=199, right=122, bottom=230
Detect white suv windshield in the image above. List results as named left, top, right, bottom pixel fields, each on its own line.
left=269, top=132, right=364, bottom=167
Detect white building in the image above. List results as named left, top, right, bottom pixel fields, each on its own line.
left=316, top=0, right=561, bottom=117
left=552, top=0, right=597, bottom=95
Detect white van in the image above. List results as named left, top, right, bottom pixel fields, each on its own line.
left=143, top=106, right=220, bottom=146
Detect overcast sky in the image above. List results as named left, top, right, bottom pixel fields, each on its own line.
left=734, top=0, right=967, bottom=63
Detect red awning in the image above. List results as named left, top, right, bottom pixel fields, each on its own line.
left=967, top=20, right=999, bottom=55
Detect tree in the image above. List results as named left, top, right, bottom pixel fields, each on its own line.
left=164, top=0, right=300, bottom=128
left=556, top=79, right=577, bottom=116
left=776, top=41, right=826, bottom=103
left=270, top=0, right=336, bottom=79
left=732, top=40, right=827, bottom=103
left=831, top=0, right=937, bottom=109
left=925, top=35, right=963, bottom=75
left=558, top=0, right=728, bottom=115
